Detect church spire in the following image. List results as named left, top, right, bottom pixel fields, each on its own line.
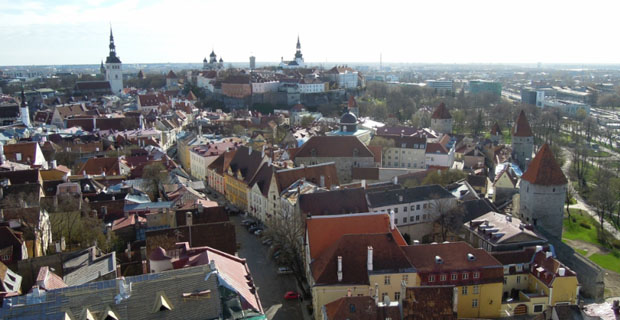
left=296, top=35, right=301, bottom=50
left=109, top=26, right=116, bottom=56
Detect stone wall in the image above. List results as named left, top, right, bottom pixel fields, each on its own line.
left=519, top=181, right=566, bottom=239
left=511, top=135, right=533, bottom=169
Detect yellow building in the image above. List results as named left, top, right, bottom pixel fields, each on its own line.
left=492, top=246, right=580, bottom=317
left=402, top=242, right=504, bottom=319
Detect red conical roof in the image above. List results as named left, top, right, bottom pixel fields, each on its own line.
left=431, top=102, right=452, bottom=119
left=521, top=144, right=567, bottom=186
left=512, top=110, right=533, bottom=137
left=490, top=122, right=501, bottom=135
left=166, top=70, right=178, bottom=79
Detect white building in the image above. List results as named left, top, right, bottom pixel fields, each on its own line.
left=425, top=135, right=456, bottom=168
left=380, top=136, right=427, bottom=169
left=367, top=184, right=457, bottom=240
left=251, top=80, right=280, bottom=94
left=298, top=80, right=326, bottom=94
left=325, top=66, right=358, bottom=89
left=280, top=36, right=305, bottom=69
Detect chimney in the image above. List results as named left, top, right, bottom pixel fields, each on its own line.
left=558, top=267, right=566, bottom=276
left=545, top=251, right=553, bottom=259
left=142, top=260, right=148, bottom=274
left=248, top=146, right=252, bottom=155
left=320, top=175, right=325, bottom=188
left=116, top=264, right=122, bottom=278
left=337, top=256, right=343, bottom=282
left=535, top=245, right=543, bottom=253
left=367, top=246, right=373, bottom=271
left=392, top=176, right=398, bottom=185
left=389, top=210, right=396, bottom=230
left=186, top=212, right=193, bottom=226
left=361, top=179, right=366, bottom=188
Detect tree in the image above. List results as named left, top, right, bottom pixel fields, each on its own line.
left=141, top=162, right=170, bottom=201
left=565, top=184, right=575, bottom=219
left=264, top=211, right=308, bottom=295
left=411, top=110, right=430, bottom=128
left=571, top=145, right=589, bottom=189
left=300, top=116, right=315, bottom=128
left=232, top=124, right=246, bottom=136
left=421, top=169, right=467, bottom=187
left=429, top=196, right=462, bottom=242
left=369, top=136, right=396, bottom=154
left=591, top=168, right=616, bottom=235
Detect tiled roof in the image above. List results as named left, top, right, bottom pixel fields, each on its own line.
left=111, top=214, right=146, bottom=231
left=431, top=102, right=452, bottom=119
left=62, top=251, right=117, bottom=286
left=521, top=144, right=567, bottom=186
left=227, top=146, right=265, bottom=184
left=247, top=162, right=274, bottom=197
left=462, top=198, right=498, bottom=222
left=274, top=162, right=339, bottom=192
left=0, top=105, right=19, bottom=119
left=531, top=251, right=576, bottom=286
left=207, top=150, right=237, bottom=174
left=306, top=213, right=406, bottom=260
left=3, top=142, right=40, bottom=165
left=146, top=222, right=236, bottom=255
left=0, top=169, right=41, bottom=184
left=367, top=145, right=382, bottom=164
left=426, top=142, right=448, bottom=154
left=35, top=266, right=67, bottom=291
left=299, top=188, right=369, bottom=216
left=166, top=70, right=178, bottom=79
left=402, top=242, right=502, bottom=273
left=79, top=157, right=121, bottom=175
left=138, top=93, right=168, bottom=107
left=366, top=184, right=454, bottom=208
left=324, top=296, right=401, bottom=320
left=490, top=122, right=501, bottom=135
left=468, top=212, right=546, bottom=245
left=351, top=167, right=379, bottom=180
left=55, top=104, right=88, bottom=119
left=294, top=136, right=374, bottom=158
left=512, top=110, right=533, bottom=137
left=311, top=233, right=413, bottom=285
left=375, top=126, right=419, bottom=136
left=490, top=247, right=539, bottom=266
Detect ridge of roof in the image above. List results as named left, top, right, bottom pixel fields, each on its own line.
left=512, top=110, right=533, bottom=137
left=521, top=143, right=567, bottom=186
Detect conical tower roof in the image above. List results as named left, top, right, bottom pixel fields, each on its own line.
left=490, top=122, right=501, bottom=135
left=521, top=143, right=567, bottom=186
left=431, top=102, right=452, bottom=119
left=512, top=110, right=533, bottom=137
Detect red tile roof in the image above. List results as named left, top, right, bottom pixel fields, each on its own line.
left=531, top=251, right=576, bottom=286
left=512, top=110, right=533, bottom=137
left=166, top=70, right=178, bottom=79
left=490, top=122, right=501, bottom=135
left=79, top=157, right=121, bottom=175
left=35, top=266, right=67, bottom=291
left=306, top=213, right=406, bottom=260
left=324, top=296, right=401, bottom=320
left=295, top=136, right=374, bottom=158
left=521, top=144, right=567, bottom=186
left=111, top=214, right=146, bottom=231
left=311, top=233, right=413, bottom=285
left=431, top=102, right=452, bottom=119
left=3, top=142, right=41, bottom=165
left=274, top=162, right=339, bottom=192
left=426, top=142, right=448, bottom=154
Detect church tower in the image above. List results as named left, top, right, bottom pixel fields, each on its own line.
left=105, top=27, right=123, bottom=95
left=20, top=89, right=31, bottom=127
left=294, top=36, right=304, bottom=67
left=430, top=102, right=453, bottom=134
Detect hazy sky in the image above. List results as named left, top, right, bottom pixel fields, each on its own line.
left=1, top=0, right=619, bottom=66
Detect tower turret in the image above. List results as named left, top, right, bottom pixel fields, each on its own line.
left=20, top=88, right=31, bottom=127
left=105, top=26, right=123, bottom=95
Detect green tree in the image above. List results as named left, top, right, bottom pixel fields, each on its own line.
left=421, top=169, right=467, bottom=187
left=369, top=136, right=395, bottom=154
left=300, top=116, right=315, bottom=128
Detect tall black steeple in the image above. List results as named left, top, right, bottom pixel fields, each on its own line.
left=106, top=27, right=121, bottom=64
left=295, top=35, right=303, bottom=59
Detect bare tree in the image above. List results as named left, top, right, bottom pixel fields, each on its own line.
left=565, top=184, right=575, bottom=220
left=142, top=162, right=170, bottom=201
left=430, top=196, right=462, bottom=242
left=591, top=169, right=616, bottom=235
left=264, top=210, right=308, bottom=295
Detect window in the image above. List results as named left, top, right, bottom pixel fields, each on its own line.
left=423, top=204, right=427, bottom=209
left=462, top=273, right=469, bottom=280
left=404, top=206, right=407, bottom=212
left=534, top=305, right=543, bottom=312
left=462, top=286, right=468, bottom=295
left=394, top=208, right=398, bottom=213
left=349, top=304, right=355, bottom=313
left=411, top=205, right=415, bottom=210
left=16, top=153, right=21, bottom=161
left=428, top=275, right=435, bottom=282
left=440, top=274, right=447, bottom=281
left=516, top=276, right=521, bottom=284
left=416, top=204, right=420, bottom=210
left=381, top=292, right=388, bottom=301
left=394, top=292, right=400, bottom=300
left=503, top=277, right=507, bottom=284
left=394, top=218, right=398, bottom=224
left=473, top=272, right=479, bottom=279
left=416, top=215, right=420, bottom=221
left=451, top=273, right=458, bottom=281
left=472, top=299, right=478, bottom=307
left=402, top=275, right=408, bottom=284
left=473, top=285, right=479, bottom=294
left=403, top=217, right=407, bottom=223
left=384, top=276, right=391, bottom=285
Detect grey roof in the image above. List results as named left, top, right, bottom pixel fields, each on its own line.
left=125, top=201, right=175, bottom=211
left=366, top=184, right=454, bottom=208
left=63, top=250, right=116, bottom=286
left=1, top=264, right=231, bottom=320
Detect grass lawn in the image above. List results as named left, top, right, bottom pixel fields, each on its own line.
left=588, top=150, right=611, bottom=158
left=589, top=252, right=620, bottom=274
left=563, top=210, right=600, bottom=244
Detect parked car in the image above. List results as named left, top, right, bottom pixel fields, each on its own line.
left=248, top=226, right=259, bottom=233
left=284, top=291, right=300, bottom=300
left=241, top=219, right=255, bottom=226
left=262, top=239, right=273, bottom=246
left=273, top=250, right=281, bottom=259
left=254, top=230, right=263, bottom=236
left=277, top=267, right=293, bottom=275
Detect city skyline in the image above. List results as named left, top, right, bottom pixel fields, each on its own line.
left=1, top=0, right=620, bottom=66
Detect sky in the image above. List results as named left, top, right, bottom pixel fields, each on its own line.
left=1, top=0, right=619, bottom=66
